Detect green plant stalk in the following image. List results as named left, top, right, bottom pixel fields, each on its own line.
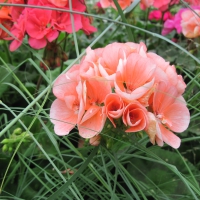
left=64, top=137, right=110, bottom=190
left=176, top=150, right=199, bottom=190
left=46, top=146, right=99, bottom=200
left=60, top=34, right=67, bottom=73
left=69, top=0, right=80, bottom=62
left=113, top=0, right=135, bottom=41
left=99, top=147, right=118, bottom=199
left=3, top=41, right=12, bottom=64
left=122, top=152, right=200, bottom=198
left=0, top=92, right=67, bottom=193
left=17, top=154, right=52, bottom=192
left=104, top=147, right=147, bottom=200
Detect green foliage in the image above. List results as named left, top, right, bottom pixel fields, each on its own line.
left=0, top=66, right=13, bottom=98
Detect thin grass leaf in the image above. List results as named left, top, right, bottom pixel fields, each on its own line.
left=46, top=146, right=99, bottom=200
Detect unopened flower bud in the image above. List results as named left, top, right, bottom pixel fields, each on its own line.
left=62, top=52, right=68, bottom=61
left=8, top=146, right=13, bottom=152
left=13, top=128, right=22, bottom=135
left=40, top=60, right=49, bottom=71
left=89, top=135, right=101, bottom=146
left=55, top=57, right=61, bottom=67
left=2, top=144, right=8, bottom=152
left=1, top=139, right=9, bottom=144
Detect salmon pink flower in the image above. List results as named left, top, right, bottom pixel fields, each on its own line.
left=147, top=52, right=186, bottom=95
left=100, top=0, right=132, bottom=10
left=105, top=93, right=124, bottom=127
left=98, top=42, right=147, bottom=87
left=146, top=82, right=190, bottom=148
left=98, top=43, right=128, bottom=85
left=79, top=47, right=103, bottom=80
left=78, top=78, right=111, bottom=138
left=123, top=101, right=149, bottom=132
left=50, top=42, right=190, bottom=149
left=50, top=67, right=84, bottom=135
left=114, top=53, right=156, bottom=104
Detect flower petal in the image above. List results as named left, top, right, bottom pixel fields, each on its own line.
left=78, top=108, right=106, bottom=138
left=163, top=102, right=190, bottom=132
left=28, top=37, right=47, bottom=49
left=50, top=99, right=77, bottom=136
left=159, top=124, right=181, bottom=149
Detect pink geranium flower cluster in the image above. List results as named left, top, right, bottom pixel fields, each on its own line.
left=162, top=6, right=200, bottom=38
left=2, top=0, right=96, bottom=51
left=50, top=42, right=190, bottom=149
left=99, top=0, right=180, bottom=11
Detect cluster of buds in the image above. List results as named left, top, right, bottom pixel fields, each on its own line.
left=1, top=128, right=32, bottom=153
left=40, top=42, right=68, bottom=71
